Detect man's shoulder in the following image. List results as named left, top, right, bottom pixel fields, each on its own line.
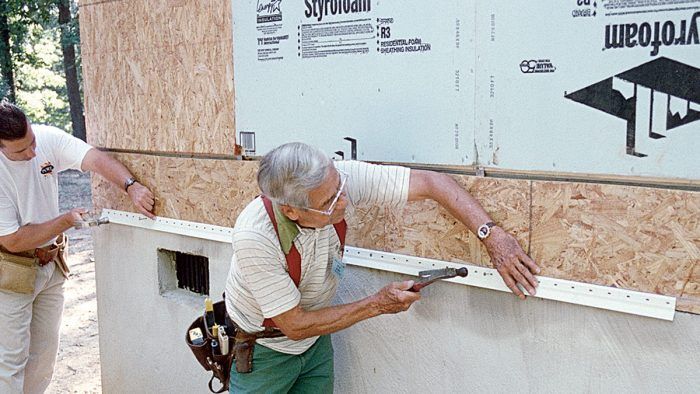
left=33, top=125, right=70, bottom=147
left=234, top=197, right=274, bottom=234
left=33, top=124, right=66, bottom=137
left=232, top=198, right=283, bottom=252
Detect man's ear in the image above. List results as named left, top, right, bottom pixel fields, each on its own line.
left=279, top=205, right=300, bottom=221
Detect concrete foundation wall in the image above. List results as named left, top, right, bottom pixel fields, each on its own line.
left=95, top=225, right=700, bottom=393
left=93, top=225, right=232, bottom=393
left=334, top=267, right=700, bottom=393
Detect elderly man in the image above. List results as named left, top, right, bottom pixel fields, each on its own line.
left=225, top=142, right=539, bottom=392
left=0, top=101, right=155, bottom=393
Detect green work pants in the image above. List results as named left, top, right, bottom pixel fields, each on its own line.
left=229, top=335, right=334, bottom=393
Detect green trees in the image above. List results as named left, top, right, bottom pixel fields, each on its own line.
left=0, top=0, right=84, bottom=140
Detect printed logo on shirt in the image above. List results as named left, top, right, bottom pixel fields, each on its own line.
left=40, top=162, right=55, bottom=176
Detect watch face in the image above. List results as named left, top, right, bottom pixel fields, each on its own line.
left=478, top=225, right=489, bottom=239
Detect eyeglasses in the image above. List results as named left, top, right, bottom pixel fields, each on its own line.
left=302, top=170, right=348, bottom=216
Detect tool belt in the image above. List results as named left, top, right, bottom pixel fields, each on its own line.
left=0, top=234, right=68, bottom=294
left=186, top=297, right=284, bottom=393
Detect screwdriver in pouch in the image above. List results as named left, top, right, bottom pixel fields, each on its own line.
left=409, top=267, right=468, bottom=292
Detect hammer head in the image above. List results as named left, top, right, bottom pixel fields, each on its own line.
left=410, top=266, right=469, bottom=291
left=74, top=215, right=110, bottom=229
left=417, top=267, right=468, bottom=281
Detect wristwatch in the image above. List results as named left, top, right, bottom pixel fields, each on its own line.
left=124, top=177, right=137, bottom=192
left=477, top=221, right=496, bottom=240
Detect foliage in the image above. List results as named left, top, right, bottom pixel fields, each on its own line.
left=16, top=21, right=70, bottom=131
left=0, top=0, right=81, bottom=133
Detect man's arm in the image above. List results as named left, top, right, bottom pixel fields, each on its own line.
left=0, top=208, right=85, bottom=252
left=81, top=148, right=156, bottom=219
left=271, top=280, right=420, bottom=341
left=408, top=169, right=540, bottom=299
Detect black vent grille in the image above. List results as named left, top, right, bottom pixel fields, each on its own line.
left=175, top=252, right=209, bottom=295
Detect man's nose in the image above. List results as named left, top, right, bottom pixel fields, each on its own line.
left=336, top=193, right=348, bottom=209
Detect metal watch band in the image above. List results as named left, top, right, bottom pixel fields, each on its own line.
left=124, top=177, right=137, bottom=191
left=477, top=221, right=496, bottom=240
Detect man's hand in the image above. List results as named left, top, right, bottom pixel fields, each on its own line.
left=127, top=182, right=156, bottom=219
left=270, top=280, right=421, bottom=341
left=63, top=208, right=88, bottom=227
left=81, top=149, right=157, bottom=219
left=483, top=226, right=540, bottom=299
left=371, top=280, right=421, bottom=314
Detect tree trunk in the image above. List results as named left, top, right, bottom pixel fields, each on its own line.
left=58, top=0, right=86, bottom=140
left=0, top=1, right=15, bottom=102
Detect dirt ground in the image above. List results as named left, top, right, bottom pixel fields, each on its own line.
left=46, top=170, right=101, bottom=393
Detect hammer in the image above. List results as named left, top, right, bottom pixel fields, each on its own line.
left=74, top=214, right=110, bottom=229
left=409, top=267, right=469, bottom=292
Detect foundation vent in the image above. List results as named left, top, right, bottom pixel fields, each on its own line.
left=158, top=249, right=210, bottom=296
left=175, top=252, right=210, bottom=295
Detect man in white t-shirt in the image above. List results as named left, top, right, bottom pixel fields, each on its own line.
left=0, top=101, right=156, bottom=394
left=225, top=142, right=541, bottom=392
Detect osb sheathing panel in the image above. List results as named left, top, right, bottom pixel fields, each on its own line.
left=91, top=153, right=258, bottom=226
left=91, top=155, right=530, bottom=266
left=80, top=0, right=235, bottom=154
left=531, top=182, right=700, bottom=314
left=80, top=0, right=231, bottom=56
left=93, top=155, right=700, bottom=313
left=345, top=178, right=531, bottom=268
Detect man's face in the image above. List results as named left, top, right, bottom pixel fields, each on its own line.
left=0, top=122, right=36, bottom=162
left=283, top=167, right=349, bottom=229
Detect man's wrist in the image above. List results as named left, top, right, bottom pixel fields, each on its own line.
left=124, top=177, right=137, bottom=192
left=480, top=223, right=503, bottom=245
left=476, top=221, right=496, bottom=241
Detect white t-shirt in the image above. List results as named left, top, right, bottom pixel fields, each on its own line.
left=225, top=160, right=410, bottom=354
left=0, top=125, right=92, bottom=245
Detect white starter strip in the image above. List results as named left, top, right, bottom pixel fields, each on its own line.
left=102, top=210, right=676, bottom=321
left=344, top=246, right=675, bottom=321
left=103, top=209, right=234, bottom=243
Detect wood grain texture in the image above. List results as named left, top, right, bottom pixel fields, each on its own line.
left=345, top=177, right=531, bottom=267
left=81, top=0, right=235, bottom=154
left=531, top=181, right=700, bottom=314
left=91, top=153, right=258, bottom=226
left=92, top=155, right=700, bottom=313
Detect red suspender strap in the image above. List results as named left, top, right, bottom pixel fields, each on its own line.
left=260, top=195, right=347, bottom=328
left=333, top=220, right=347, bottom=251
left=262, top=196, right=302, bottom=286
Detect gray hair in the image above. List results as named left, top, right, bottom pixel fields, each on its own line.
left=258, top=142, right=333, bottom=207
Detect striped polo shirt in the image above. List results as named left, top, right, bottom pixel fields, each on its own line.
left=224, top=160, right=410, bottom=354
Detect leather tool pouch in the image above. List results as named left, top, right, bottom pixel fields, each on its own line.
left=186, top=298, right=284, bottom=392
left=0, top=250, right=37, bottom=294
left=52, top=234, right=70, bottom=279
left=186, top=299, right=235, bottom=393
left=232, top=331, right=256, bottom=374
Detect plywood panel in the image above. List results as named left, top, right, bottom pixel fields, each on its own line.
left=91, top=153, right=258, bottom=226
left=83, top=40, right=235, bottom=154
left=81, top=0, right=235, bottom=154
left=79, top=0, right=231, bottom=55
left=92, top=155, right=700, bottom=313
left=93, top=157, right=531, bottom=267
left=79, top=0, right=132, bottom=56
left=127, top=0, right=231, bottom=53
left=345, top=177, right=531, bottom=267
left=531, top=181, right=700, bottom=314
left=91, top=153, right=157, bottom=217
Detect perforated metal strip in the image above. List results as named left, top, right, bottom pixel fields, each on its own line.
left=343, top=246, right=675, bottom=321
left=103, top=209, right=676, bottom=321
